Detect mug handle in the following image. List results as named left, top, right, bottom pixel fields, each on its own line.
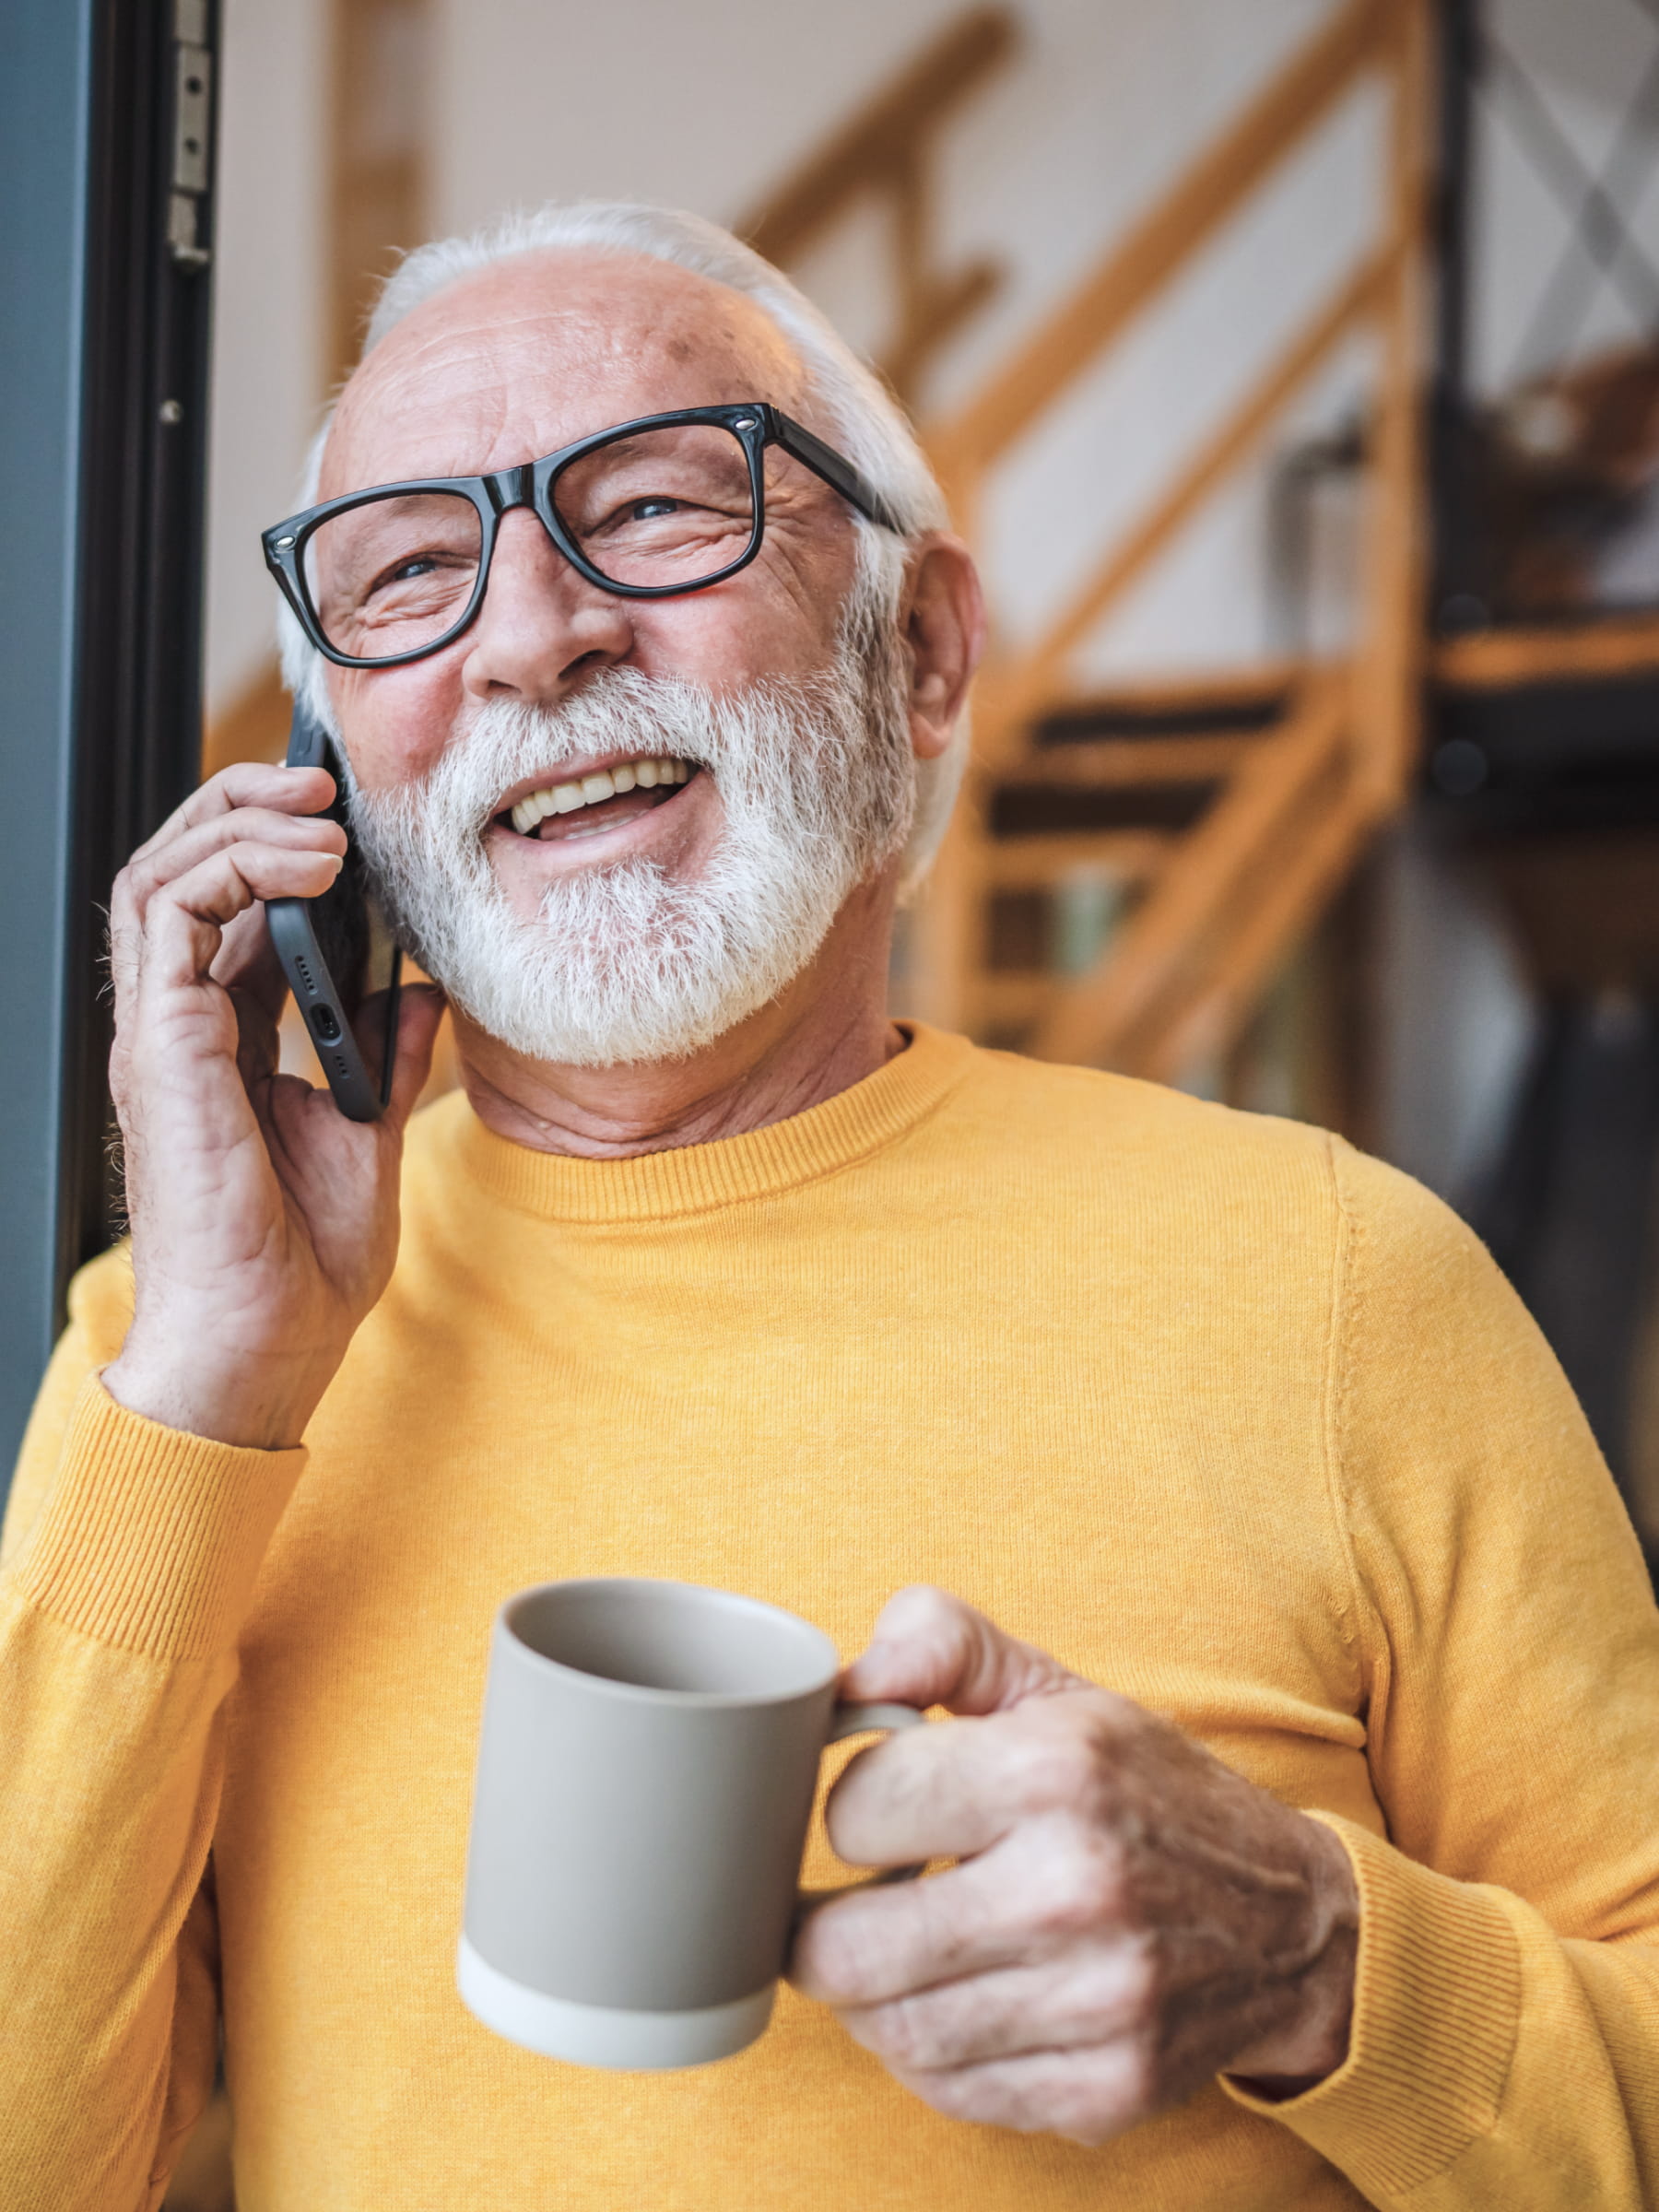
left=797, top=1700, right=928, bottom=1909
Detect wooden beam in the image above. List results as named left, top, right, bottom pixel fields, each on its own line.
left=926, top=0, right=1390, bottom=478
left=740, top=9, right=1018, bottom=265
left=1434, top=614, right=1659, bottom=690
left=982, top=832, right=1171, bottom=888
left=1022, top=660, right=1307, bottom=722
left=1001, top=736, right=1254, bottom=788
left=884, top=256, right=1003, bottom=405
left=970, top=974, right=1065, bottom=1027
left=1029, top=684, right=1347, bottom=1067
left=1350, top=0, right=1434, bottom=811
left=977, top=250, right=1394, bottom=758
left=903, top=785, right=984, bottom=1033
left=202, top=660, right=290, bottom=779
left=1147, top=779, right=1379, bottom=1084
left=328, top=0, right=430, bottom=388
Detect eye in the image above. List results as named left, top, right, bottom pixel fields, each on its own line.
left=626, top=496, right=685, bottom=521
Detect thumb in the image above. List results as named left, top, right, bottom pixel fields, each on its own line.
left=841, top=1584, right=1089, bottom=1716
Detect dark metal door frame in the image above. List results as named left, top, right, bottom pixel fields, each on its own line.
left=0, top=0, right=220, bottom=1486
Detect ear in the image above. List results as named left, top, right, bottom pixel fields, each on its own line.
left=901, top=535, right=987, bottom=762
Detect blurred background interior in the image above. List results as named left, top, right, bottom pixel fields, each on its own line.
left=7, top=7, right=1659, bottom=2193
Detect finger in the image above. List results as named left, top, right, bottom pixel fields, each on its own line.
left=898, top=2042, right=1149, bottom=2147
left=794, top=1812, right=1124, bottom=2001
left=124, top=806, right=347, bottom=921
left=231, top=975, right=282, bottom=1092
left=838, top=1939, right=1153, bottom=2073
left=131, top=761, right=335, bottom=863
left=842, top=1585, right=1089, bottom=1716
left=211, top=900, right=288, bottom=1007
left=137, top=844, right=345, bottom=997
left=824, top=1689, right=1122, bottom=1867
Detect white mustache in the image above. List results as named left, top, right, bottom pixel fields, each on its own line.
left=413, top=667, right=795, bottom=843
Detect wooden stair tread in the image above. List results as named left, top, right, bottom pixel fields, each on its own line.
left=1435, top=613, right=1659, bottom=692
left=981, top=831, right=1171, bottom=886
left=994, top=735, right=1256, bottom=785
left=990, top=782, right=1221, bottom=837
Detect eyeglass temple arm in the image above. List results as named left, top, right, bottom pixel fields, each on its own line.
left=766, top=410, right=907, bottom=536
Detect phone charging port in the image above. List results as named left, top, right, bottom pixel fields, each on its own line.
left=309, top=1003, right=342, bottom=1043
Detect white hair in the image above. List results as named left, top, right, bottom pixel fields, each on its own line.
left=277, top=199, right=965, bottom=897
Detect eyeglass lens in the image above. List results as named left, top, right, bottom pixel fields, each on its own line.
left=302, top=423, right=758, bottom=662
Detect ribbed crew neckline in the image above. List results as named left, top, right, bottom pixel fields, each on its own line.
left=443, top=1020, right=975, bottom=1223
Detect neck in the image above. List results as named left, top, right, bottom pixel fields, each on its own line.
left=450, top=875, right=905, bottom=1159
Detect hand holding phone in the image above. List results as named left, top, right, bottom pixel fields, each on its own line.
left=100, top=744, right=442, bottom=1449
left=266, top=704, right=403, bottom=1121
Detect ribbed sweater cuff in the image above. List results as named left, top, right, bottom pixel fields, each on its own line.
left=1223, top=1814, right=1522, bottom=2199
left=9, top=1375, right=307, bottom=1660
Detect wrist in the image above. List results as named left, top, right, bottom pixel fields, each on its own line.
left=104, top=1335, right=331, bottom=1450
left=1226, top=1816, right=1359, bottom=2097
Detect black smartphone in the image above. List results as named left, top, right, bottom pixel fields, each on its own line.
left=265, top=704, right=402, bottom=1122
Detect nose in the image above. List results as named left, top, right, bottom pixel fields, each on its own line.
left=458, top=507, right=635, bottom=703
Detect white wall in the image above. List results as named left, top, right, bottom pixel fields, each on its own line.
left=205, top=0, right=329, bottom=715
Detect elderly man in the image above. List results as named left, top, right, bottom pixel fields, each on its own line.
left=2, top=201, right=1656, bottom=2212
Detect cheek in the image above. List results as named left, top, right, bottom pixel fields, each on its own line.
left=634, top=564, right=848, bottom=686
left=331, top=665, right=457, bottom=793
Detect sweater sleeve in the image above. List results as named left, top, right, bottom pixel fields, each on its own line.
left=1225, top=1140, right=1659, bottom=2207
left=0, top=1257, right=307, bottom=2211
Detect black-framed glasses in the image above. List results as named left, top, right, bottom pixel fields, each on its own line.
left=262, top=401, right=902, bottom=670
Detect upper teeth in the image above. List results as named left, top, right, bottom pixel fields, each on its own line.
left=509, top=757, right=691, bottom=835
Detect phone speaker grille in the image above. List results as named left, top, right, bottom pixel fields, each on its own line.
left=294, top=956, right=316, bottom=994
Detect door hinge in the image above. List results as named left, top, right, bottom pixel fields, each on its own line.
left=169, top=0, right=214, bottom=270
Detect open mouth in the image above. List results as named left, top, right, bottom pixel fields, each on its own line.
left=496, top=756, right=700, bottom=845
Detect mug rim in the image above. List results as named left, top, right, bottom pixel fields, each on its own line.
left=498, top=1576, right=842, bottom=1709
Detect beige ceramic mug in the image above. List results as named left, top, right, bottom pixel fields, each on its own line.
left=456, top=1577, right=924, bottom=2070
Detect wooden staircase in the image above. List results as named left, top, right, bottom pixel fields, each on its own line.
left=896, top=0, right=1436, bottom=1082
left=970, top=664, right=1370, bottom=1084
left=737, top=0, right=1444, bottom=1085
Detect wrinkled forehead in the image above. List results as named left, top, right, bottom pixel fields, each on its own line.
left=321, top=250, right=811, bottom=500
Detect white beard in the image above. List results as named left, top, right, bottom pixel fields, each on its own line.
left=341, top=637, right=913, bottom=1068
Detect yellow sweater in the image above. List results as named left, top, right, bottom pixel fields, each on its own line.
left=4, top=1025, right=1658, bottom=2211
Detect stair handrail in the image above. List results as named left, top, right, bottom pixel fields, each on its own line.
left=738, top=7, right=1018, bottom=403
left=925, top=0, right=1395, bottom=500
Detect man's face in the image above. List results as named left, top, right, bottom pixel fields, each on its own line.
left=319, top=250, right=863, bottom=931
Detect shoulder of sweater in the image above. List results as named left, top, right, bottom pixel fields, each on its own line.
left=947, top=1051, right=1513, bottom=1300
left=1322, top=1134, right=1526, bottom=1346
left=948, top=1041, right=1343, bottom=1171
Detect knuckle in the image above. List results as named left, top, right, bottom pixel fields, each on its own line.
left=865, top=1994, right=939, bottom=2072
left=112, top=855, right=153, bottom=914
left=1027, top=1833, right=1123, bottom=1939
left=799, top=1907, right=885, bottom=2007
left=874, top=1582, right=970, bottom=1651
left=909, top=2064, right=994, bottom=2124
left=1115, top=1936, right=1159, bottom=2027
left=1008, top=1722, right=1100, bottom=1815
left=1048, top=2062, right=1147, bottom=2147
